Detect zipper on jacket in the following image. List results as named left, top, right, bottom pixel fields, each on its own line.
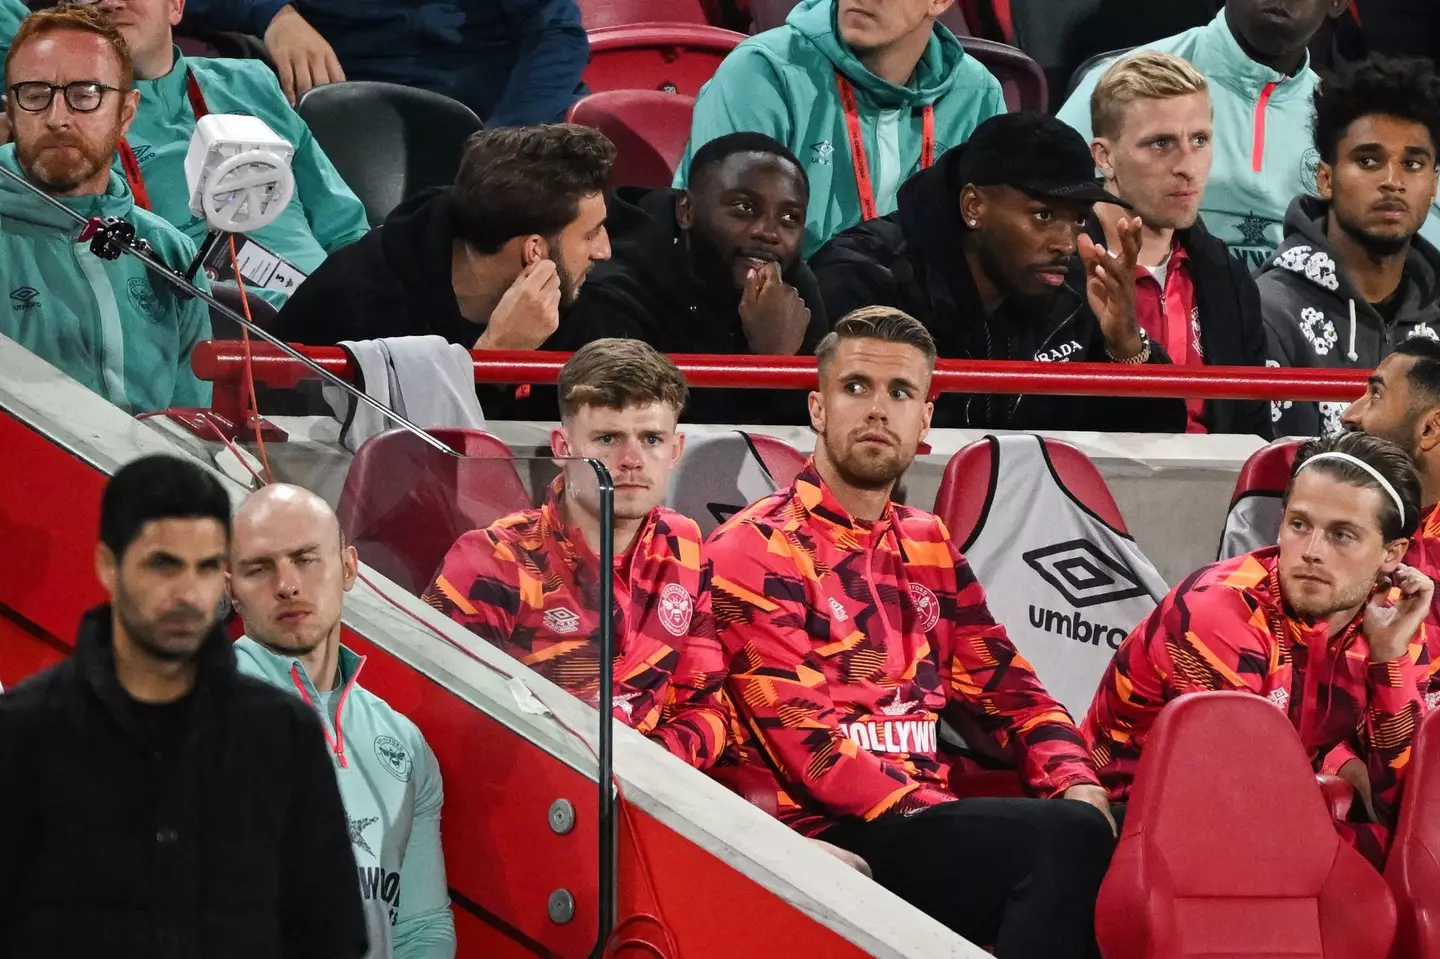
left=290, top=663, right=357, bottom=768
left=1251, top=81, right=1279, bottom=173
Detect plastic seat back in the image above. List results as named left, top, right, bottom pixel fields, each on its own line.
left=567, top=90, right=695, bottom=189
left=1099, top=691, right=1397, bottom=959
left=580, top=0, right=708, bottom=28
left=959, top=36, right=1047, bottom=111
left=1216, top=439, right=1303, bottom=561
left=935, top=435, right=1164, bottom=720
left=337, top=428, right=532, bottom=594
left=745, top=432, right=806, bottom=489
left=1387, top=708, right=1440, bottom=959
left=583, top=23, right=746, bottom=96
left=297, top=81, right=484, bottom=227
left=662, top=431, right=805, bottom=535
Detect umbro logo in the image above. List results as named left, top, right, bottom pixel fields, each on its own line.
left=1022, top=539, right=1147, bottom=609
left=9, top=287, right=38, bottom=311
left=129, top=143, right=155, bottom=164
left=828, top=597, right=849, bottom=622
left=543, top=606, right=581, bottom=634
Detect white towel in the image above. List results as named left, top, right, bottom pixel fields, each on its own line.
left=323, top=336, right=486, bottom=452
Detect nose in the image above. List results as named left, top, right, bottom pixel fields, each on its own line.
left=274, top=559, right=301, bottom=598
left=1301, top=528, right=1327, bottom=562
left=97, top=0, right=124, bottom=11
left=616, top=438, right=645, bottom=471
left=750, top=213, right=782, bottom=247
left=1380, top=160, right=1405, bottom=191
left=592, top=225, right=612, bottom=262
left=1340, top=396, right=1365, bottom=430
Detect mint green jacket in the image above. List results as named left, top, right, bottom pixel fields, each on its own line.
left=0, top=148, right=212, bottom=413
left=1057, top=10, right=1440, bottom=267
left=120, top=49, right=369, bottom=297
left=235, top=638, right=456, bottom=959
left=675, top=0, right=1004, bottom=257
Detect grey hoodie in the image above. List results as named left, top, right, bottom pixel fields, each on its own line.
left=1257, top=195, right=1440, bottom=436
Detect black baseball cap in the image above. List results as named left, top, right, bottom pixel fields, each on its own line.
left=947, top=112, right=1128, bottom=208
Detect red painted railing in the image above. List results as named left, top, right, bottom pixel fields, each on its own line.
left=192, top=341, right=1371, bottom=401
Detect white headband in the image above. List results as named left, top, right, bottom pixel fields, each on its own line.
left=1297, top=451, right=1407, bottom=526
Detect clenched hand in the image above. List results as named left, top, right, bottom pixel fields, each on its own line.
left=738, top=261, right=809, bottom=356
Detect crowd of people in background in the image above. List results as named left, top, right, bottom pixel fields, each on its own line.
left=5, top=0, right=1440, bottom=955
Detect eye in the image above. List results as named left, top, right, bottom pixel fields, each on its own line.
left=1405, top=159, right=1426, bottom=172
left=731, top=199, right=754, bottom=214
left=596, top=434, right=615, bottom=445
left=1150, top=138, right=1172, bottom=151
left=1288, top=518, right=1308, bottom=533
left=1033, top=210, right=1054, bottom=223
left=1357, top=157, right=1380, bottom=169
left=644, top=435, right=662, bottom=445
left=845, top=381, right=865, bottom=395
left=1192, top=134, right=1210, bottom=148
left=1333, top=529, right=1355, bottom=543
left=890, top=387, right=913, bottom=400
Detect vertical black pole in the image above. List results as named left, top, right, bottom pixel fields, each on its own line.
left=592, top=459, right=617, bottom=957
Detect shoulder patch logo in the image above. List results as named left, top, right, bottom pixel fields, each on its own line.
left=810, top=140, right=834, bottom=166
left=9, top=287, right=38, bottom=312
left=543, top=606, right=581, bottom=635
left=1298, top=307, right=1338, bottom=356
left=374, top=734, right=413, bottom=782
left=908, top=583, right=940, bottom=633
left=1267, top=687, right=1290, bottom=711
left=658, top=583, right=694, bottom=637
left=126, top=276, right=161, bottom=319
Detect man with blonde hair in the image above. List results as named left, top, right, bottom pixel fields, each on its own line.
left=1086, top=51, right=1271, bottom=437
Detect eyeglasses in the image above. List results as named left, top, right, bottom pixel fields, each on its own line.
left=7, top=81, right=124, bottom=114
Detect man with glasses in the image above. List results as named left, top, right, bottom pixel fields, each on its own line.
left=0, top=3, right=212, bottom=414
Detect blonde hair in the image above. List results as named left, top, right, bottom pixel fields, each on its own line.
left=815, top=306, right=937, bottom=376
left=1090, top=51, right=1209, bottom=141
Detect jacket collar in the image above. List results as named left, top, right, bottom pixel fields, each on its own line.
left=1241, top=547, right=1365, bottom=649
left=793, top=460, right=895, bottom=547
left=134, top=46, right=193, bottom=110
left=1193, top=9, right=1314, bottom=101
left=540, top=475, right=662, bottom=578
left=73, top=603, right=235, bottom=734
left=233, top=635, right=365, bottom=703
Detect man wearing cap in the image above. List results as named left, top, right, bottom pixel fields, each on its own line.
left=1082, top=431, right=1432, bottom=865
left=811, top=112, right=1187, bottom=432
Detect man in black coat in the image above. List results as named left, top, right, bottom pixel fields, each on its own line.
left=1085, top=50, right=1271, bottom=437
left=562, top=132, right=829, bottom=424
left=811, top=112, right=1187, bottom=434
left=0, top=455, right=368, bottom=959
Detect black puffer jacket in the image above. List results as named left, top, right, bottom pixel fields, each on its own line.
left=811, top=153, right=1186, bottom=433
left=0, top=607, right=368, bottom=959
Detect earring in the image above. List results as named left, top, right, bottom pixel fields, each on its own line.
left=967, top=219, right=977, bottom=227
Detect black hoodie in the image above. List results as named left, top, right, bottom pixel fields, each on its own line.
left=559, top=188, right=830, bottom=424
left=272, top=187, right=560, bottom=420
left=1082, top=215, right=1272, bottom=438
left=1257, top=195, right=1440, bottom=437
left=809, top=155, right=1186, bottom=433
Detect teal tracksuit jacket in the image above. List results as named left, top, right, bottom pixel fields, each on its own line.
left=0, top=147, right=212, bottom=414
left=675, top=0, right=1004, bottom=257
left=234, top=637, right=456, bottom=959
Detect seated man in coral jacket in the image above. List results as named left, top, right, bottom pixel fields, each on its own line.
left=706, top=307, right=1115, bottom=958
left=422, top=338, right=728, bottom=768
left=1083, top=431, right=1433, bottom=865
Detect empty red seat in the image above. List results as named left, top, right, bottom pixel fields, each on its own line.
left=1216, top=439, right=1303, bottom=560
left=1386, top=708, right=1440, bottom=959
left=1098, top=691, right=1397, bottom=959
left=337, top=428, right=533, bottom=595
left=744, top=432, right=806, bottom=489
left=959, top=36, right=1047, bottom=112
left=579, top=0, right=707, bottom=29
left=567, top=90, right=694, bottom=189
left=583, top=23, right=746, bottom=97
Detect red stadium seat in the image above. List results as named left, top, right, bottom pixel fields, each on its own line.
left=579, top=0, right=708, bottom=29
left=337, top=428, right=533, bottom=595
left=745, top=432, right=806, bottom=489
left=1216, top=439, right=1303, bottom=561
left=958, top=36, right=1047, bottom=112
left=583, top=23, right=746, bottom=97
left=1386, top=708, right=1440, bottom=959
left=567, top=90, right=695, bottom=189
left=1098, top=692, right=1397, bottom=959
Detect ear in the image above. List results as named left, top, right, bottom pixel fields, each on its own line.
left=1381, top=537, right=1410, bottom=573
left=1091, top=139, right=1116, bottom=181
left=94, top=542, right=118, bottom=598
left=669, top=430, right=686, bottom=470
left=1328, top=0, right=1349, bottom=18
left=930, top=0, right=957, bottom=17
left=920, top=398, right=934, bottom=442
left=1417, top=406, right=1440, bottom=455
left=118, top=90, right=140, bottom=139
left=171, top=0, right=187, bottom=27
left=550, top=425, right=571, bottom=459
left=808, top=389, right=825, bottom=435
left=959, top=184, right=983, bottom=230
left=521, top=235, right=547, bottom=267
left=1316, top=160, right=1334, bottom=201
left=675, top=190, right=695, bottom=230
left=340, top=544, right=359, bottom=593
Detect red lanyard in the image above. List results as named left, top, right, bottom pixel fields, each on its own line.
left=117, top=70, right=211, bottom=212
left=837, top=73, right=934, bottom=222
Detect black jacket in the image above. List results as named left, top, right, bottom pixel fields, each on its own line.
left=810, top=158, right=1186, bottom=433
left=1082, top=216, right=1273, bottom=438
left=0, top=607, right=369, bottom=959
left=272, top=187, right=556, bottom=419
left=561, top=188, right=830, bottom=424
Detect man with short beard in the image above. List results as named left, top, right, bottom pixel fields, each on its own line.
left=1083, top=431, right=1433, bottom=866
left=706, top=308, right=1116, bottom=958
left=229, top=484, right=456, bottom=959
left=1259, top=55, right=1440, bottom=437
left=0, top=4, right=211, bottom=414
left=0, top=454, right=368, bottom=958
left=811, top=112, right=1186, bottom=433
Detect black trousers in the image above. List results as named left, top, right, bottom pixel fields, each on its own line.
left=820, top=798, right=1113, bottom=959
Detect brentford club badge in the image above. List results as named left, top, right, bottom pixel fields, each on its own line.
left=658, top=583, right=694, bottom=637
left=908, top=583, right=940, bottom=633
